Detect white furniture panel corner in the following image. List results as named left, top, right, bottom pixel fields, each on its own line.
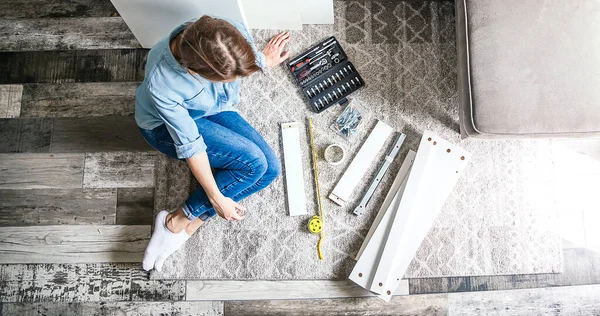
left=299, top=0, right=334, bottom=25
left=241, top=0, right=302, bottom=30
left=374, top=131, right=472, bottom=301
left=110, top=0, right=247, bottom=48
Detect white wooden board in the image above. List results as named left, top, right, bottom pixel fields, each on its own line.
left=241, top=0, right=302, bottom=30
left=374, top=132, right=472, bottom=301
left=110, top=0, right=246, bottom=48
left=355, top=150, right=416, bottom=261
left=298, top=0, right=334, bottom=25
left=367, top=133, right=436, bottom=295
left=329, top=121, right=393, bottom=206
left=281, top=122, right=307, bottom=216
left=349, top=151, right=415, bottom=290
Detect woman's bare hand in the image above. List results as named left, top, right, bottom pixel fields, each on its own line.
left=263, top=31, right=291, bottom=68
left=210, top=194, right=246, bottom=221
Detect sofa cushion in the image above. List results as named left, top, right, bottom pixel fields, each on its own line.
left=457, top=0, right=600, bottom=138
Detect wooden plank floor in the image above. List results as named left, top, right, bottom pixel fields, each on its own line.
left=186, top=280, right=410, bottom=301
left=0, top=18, right=139, bottom=51
left=0, top=0, right=117, bottom=19
left=20, top=82, right=138, bottom=118
left=448, top=284, right=600, bottom=316
left=0, top=225, right=149, bottom=263
left=0, top=117, right=151, bottom=153
left=0, top=84, right=22, bottom=117
left=0, top=49, right=148, bottom=84
left=0, top=0, right=599, bottom=315
left=0, top=263, right=186, bottom=302
left=0, top=188, right=117, bottom=225
left=0, top=153, right=84, bottom=189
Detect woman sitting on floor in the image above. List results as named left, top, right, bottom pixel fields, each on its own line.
left=136, top=15, right=290, bottom=272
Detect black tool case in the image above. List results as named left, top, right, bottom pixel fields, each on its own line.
left=287, top=36, right=365, bottom=113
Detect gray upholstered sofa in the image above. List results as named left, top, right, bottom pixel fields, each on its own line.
left=455, top=0, right=600, bottom=139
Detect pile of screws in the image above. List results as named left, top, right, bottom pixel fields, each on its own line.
left=331, top=103, right=363, bottom=139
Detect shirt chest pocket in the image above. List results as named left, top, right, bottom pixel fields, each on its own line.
left=182, top=90, right=217, bottom=112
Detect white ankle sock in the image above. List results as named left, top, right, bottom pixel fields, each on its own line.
left=142, top=210, right=190, bottom=272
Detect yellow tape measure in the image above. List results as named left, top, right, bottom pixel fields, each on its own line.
left=308, top=215, right=322, bottom=234
left=308, top=118, right=324, bottom=260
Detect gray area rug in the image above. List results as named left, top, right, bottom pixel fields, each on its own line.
left=152, top=0, right=562, bottom=280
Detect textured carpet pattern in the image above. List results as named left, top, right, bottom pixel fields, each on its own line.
left=152, top=0, right=562, bottom=280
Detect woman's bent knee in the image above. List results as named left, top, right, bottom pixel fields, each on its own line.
left=262, top=147, right=281, bottom=182
left=266, top=159, right=281, bottom=180
left=246, top=147, right=269, bottom=179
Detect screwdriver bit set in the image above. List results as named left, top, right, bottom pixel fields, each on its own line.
left=287, top=36, right=365, bottom=113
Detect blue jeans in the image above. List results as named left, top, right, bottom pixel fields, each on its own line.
left=139, top=111, right=281, bottom=221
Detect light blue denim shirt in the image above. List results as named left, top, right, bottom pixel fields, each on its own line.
left=135, top=16, right=266, bottom=159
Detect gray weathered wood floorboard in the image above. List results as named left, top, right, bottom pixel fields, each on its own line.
left=83, top=152, right=156, bottom=189
left=224, top=294, right=448, bottom=316
left=51, top=116, right=150, bottom=152
left=0, top=188, right=117, bottom=226
left=116, top=188, right=155, bottom=225
left=0, top=153, right=84, bottom=189
left=0, top=17, right=139, bottom=52
left=0, top=49, right=148, bottom=84
left=0, top=0, right=117, bottom=19
left=20, top=82, right=138, bottom=118
left=447, top=284, right=600, bottom=316
left=0, top=84, right=22, bottom=118
left=0, top=118, right=53, bottom=153
left=409, top=247, right=600, bottom=295
left=1, top=301, right=224, bottom=316
left=0, top=225, right=149, bottom=264
left=0, top=116, right=150, bottom=153
left=0, top=263, right=186, bottom=303
left=186, top=280, right=409, bottom=301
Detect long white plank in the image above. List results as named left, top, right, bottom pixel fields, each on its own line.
left=349, top=151, right=416, bottom=290
left=0, top=225, right=150, bottom=263
left=366, top=133, right=436, bottom=295
left=355, top=150, right=416, bottom=260
left=186, top=280, right=409, bottom=301
left=374, top=132, right=472, bottom=300
left=329, top=121, right=393, bottom=206
left=281, top=122, right=307, bottom=216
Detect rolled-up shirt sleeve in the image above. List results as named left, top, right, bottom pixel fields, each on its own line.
left=147, top=86, right=207, bottom=159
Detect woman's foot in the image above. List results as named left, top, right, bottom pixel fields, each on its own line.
left=142, top=210, right=190, bottom=272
